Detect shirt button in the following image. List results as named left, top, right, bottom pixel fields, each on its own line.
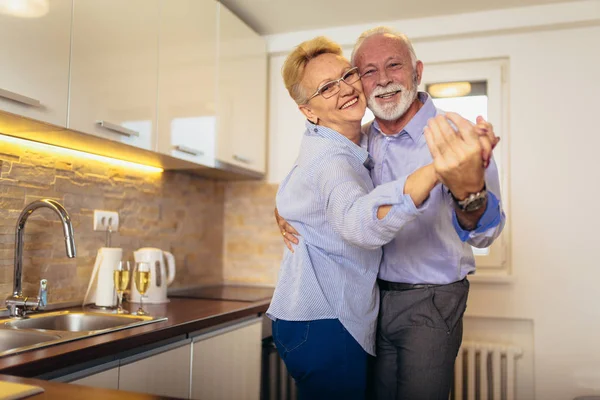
left=314, top=128, right=318, bottom=132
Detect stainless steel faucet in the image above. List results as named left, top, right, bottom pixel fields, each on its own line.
left=5, top=199, right=76, bottom=317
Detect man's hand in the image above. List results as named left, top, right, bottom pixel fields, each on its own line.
left=424, top=113, right=485, bottom=200
left=274, top=208, right=299, bottom=252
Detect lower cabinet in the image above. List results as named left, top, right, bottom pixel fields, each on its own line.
left=191, top=318, right=262, bottom=400
left=119, top=340, right=191, bottom=399
left=70, top=366, right=119, bottom=390
left=66, top=317, right=262, bottom=399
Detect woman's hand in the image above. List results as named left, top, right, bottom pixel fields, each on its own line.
left=474, top=115, right=500, bottom=168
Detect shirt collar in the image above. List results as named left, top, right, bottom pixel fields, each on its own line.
left=371, top=91, right=437, bottom=141
left=305, top=120, right=371, bottom=169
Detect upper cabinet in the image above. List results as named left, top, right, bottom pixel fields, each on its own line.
left=0, top=1, right=267, bottom=179
left=216, top=4, right=267, bottom=174
left=0, top=0, right=72, bottom=127
left=68, top=0, right=159, bottom=151
left=157, top=0, right=218, bottom=166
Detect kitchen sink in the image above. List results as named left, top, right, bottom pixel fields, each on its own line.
left=0, top=330, right=61, bottom=354
left=3, top=312, right=151, bottom=333
left=0, top=310, right=167, bottom=357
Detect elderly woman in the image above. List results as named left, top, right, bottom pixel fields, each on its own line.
left=266, top=37, right=437, bottom=399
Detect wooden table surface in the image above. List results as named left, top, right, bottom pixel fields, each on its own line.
left=0, top=374, right=183, bottom=399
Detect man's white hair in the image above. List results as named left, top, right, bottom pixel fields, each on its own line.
left=350, top=26, right=417, bottom=68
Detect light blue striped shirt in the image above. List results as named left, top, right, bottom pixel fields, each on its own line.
left=267, top=121, right=425, bottom=355
left=367, top=92, right=506, bottom=284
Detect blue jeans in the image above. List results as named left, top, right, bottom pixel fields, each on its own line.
left=273, top=318, right=368, bottom=400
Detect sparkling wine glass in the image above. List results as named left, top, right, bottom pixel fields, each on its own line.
left=113, top=260, right=130, bottom=314
left=133, top=261, right=151, bottom=316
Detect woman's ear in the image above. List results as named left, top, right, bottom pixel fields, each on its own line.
left=299, top=104, right=318, bottom=125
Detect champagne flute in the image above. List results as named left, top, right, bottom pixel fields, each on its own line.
left=134, top=261, right=151, bottom=316
left=113, top=260, right=130, bottom=314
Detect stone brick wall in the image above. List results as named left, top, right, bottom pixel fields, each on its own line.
left=0, top=138, right=224, bottom=304
left=222, top=181, right=282, bottom=286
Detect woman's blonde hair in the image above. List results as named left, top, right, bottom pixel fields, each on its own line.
left=282, top=36, right=343, bottom=105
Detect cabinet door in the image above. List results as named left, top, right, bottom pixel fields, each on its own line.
left=157, top=0, right=218, bottom=167
left=217, top=5, right=267, bottom=174
left=71, top=367, right=119, bottom=390
left=119, top=342, right=191, bottom=399
left=68, top=0, right=159, bottom=151
left=0, top=0, right=71, bottom=126
left=191, top=319, right=262, bottom=400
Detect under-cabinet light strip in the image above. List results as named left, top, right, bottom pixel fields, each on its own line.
left=0, top=134, right=164, bottom=173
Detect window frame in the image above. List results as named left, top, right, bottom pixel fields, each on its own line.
left=420, top=59, right=511, bottom=277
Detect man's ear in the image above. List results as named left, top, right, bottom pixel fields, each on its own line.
left=299, top=104, right=318, bottom=124
left=416, top=60, right=424, bottom=85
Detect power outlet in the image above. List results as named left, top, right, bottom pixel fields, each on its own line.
left=93, top=210, right=119, bottom=232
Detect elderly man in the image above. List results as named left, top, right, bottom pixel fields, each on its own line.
left=278, top=27, right=505, bottom=399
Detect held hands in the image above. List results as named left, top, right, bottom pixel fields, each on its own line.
left=475, top=115, right=500, bottom=169
left=424, top=113, right=500, bottom=200
left=275, top=208, right=299, bottom=252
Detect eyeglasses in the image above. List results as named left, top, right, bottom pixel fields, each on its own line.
left=305, top=67, right=361, bottom=103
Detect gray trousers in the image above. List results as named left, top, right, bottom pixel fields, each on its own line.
left=374, top=279, right=470, bottom=400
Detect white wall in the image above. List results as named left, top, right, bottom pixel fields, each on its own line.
left=265, top=2, right=600, bottom=398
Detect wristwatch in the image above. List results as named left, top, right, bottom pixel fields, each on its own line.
left=450, top=184, right=487, bottom=212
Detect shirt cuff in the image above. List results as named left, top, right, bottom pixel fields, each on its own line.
left=452, top=191, right=502, bottom=242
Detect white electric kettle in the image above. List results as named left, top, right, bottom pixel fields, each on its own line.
left=130, top=247, right=176, bottom=304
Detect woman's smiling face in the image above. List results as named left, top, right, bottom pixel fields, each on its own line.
left=299, top=53, right=367, bottom=129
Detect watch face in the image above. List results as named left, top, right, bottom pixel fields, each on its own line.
left=464, top=196, right=487, bottom=212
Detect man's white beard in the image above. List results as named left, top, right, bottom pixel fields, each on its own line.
left=368, top=82, right=418, bottom=122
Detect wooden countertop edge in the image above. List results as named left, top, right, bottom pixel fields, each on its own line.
left=0, top=298, right=270, bottom=377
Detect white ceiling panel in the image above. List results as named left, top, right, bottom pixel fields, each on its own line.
left=219, top=0, right=583, bottom=35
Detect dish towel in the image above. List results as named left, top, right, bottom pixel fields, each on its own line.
left=0, top=381, right=44, bottom=400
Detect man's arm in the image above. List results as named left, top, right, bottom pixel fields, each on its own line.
left=424, top=113, right=505, bottom=246
left=447, top=115, right=500, bottom=230
left=451, top=157, right=505, bottom=248
left=453, top=197, right=487, bottom=231
left=275, top=207, right=300, bottom=252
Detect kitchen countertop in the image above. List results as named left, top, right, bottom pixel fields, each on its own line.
left=0, top=374, right=182, bottom=399
left=0, top=297, right=270, bottom=377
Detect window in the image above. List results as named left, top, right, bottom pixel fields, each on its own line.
left=421, top=59, right=510, bottom=277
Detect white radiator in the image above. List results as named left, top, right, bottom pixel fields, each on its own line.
left=452, top=341, right=523, bottom=400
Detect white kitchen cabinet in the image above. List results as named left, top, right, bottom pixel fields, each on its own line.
left=68, top=0, right=159, bottom=151
left=71, top=367, right=119, bottom=390
left=119, top=340, right=191, bottom=399
left=157, top=0, right=218, bottom=166
left=0, top=0, right=72, bottom=126
left=191, top=318, right=262, bottom=400
left=216, top=4, right=267, bottom=174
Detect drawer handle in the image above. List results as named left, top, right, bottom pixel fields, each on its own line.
left=233, top=154, right=252, bottom=164
left=174, top=145, right=204, bottom=157
left=96, top=121, right=140, bottom=137
left=0, top=88, right=41, bottom=107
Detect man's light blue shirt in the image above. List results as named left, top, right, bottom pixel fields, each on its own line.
left=367, top=92, right=506, bottom=284
left=267, top=121, right=426, bottom=355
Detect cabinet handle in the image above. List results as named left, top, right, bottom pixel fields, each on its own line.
left=174, top=145, right=204, bottom=157
left=96, top=121, right=140, bottom=137
left=0, top=88, right=41, bottom=107
left=233, top=154, right=252, bottom=164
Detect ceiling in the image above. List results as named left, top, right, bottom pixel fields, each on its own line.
left=219, top=0, right=581, bottom=35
